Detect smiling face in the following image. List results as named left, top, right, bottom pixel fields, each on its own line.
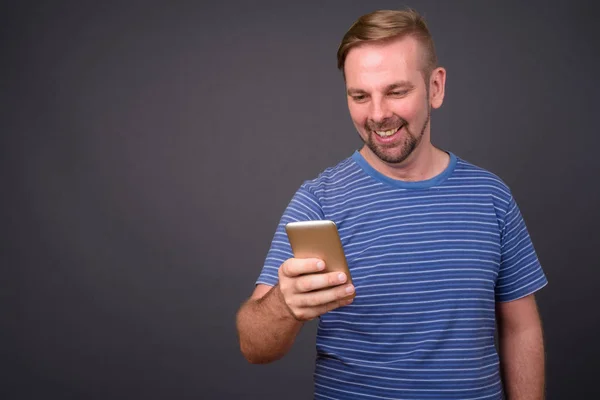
left=344, top=35, right=441, bottom=165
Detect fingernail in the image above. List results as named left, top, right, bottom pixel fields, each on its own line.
left=338, top=273, right=346, bottom=283
left=345, top=285, right=354, bottom=294
left=316, top=261, right=325, bottom=270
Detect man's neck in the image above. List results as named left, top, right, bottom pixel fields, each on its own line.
left=359, top=141, right=449, bottom=182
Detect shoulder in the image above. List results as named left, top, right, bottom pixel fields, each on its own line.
left=451, top=154, right=514, bottom=203
left=299, top=154, right=362, bottom=196
left=282, top=154, right=360, bottom=217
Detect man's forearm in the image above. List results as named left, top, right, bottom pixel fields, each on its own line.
left=236, top=284, right=303, bottom=364
left=499, top=325, right=545, bottom=399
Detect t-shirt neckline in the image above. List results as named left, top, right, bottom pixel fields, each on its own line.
left=351, top=150, right=457, bottom=189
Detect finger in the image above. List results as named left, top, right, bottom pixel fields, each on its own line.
left=297, top=283, right=355, bottom=307
left=281, top=258, right=325, bottom=278
left=295, top=271, right=349, bottom=293
left=292, top=297, right=354, bottom=321
left=294, top=294, right=355, bottom=321
left=319, top=295, right=355, bottom=315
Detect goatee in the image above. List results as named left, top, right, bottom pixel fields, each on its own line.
left=361, top=107, right=431, bottom=164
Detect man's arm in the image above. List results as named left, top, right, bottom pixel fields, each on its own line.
left=496, top=294, right=545, bottom=399
left=236, top=258, right=354, bottom=364
left=236, top=283, right=303, bottom=364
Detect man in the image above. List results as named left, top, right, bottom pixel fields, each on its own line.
left=236, top=9, right=547, bottom=399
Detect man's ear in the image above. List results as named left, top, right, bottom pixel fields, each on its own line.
left=429, top=67, right=446, bottom=109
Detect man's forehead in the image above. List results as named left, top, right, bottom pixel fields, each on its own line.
left=344, top=36, right=423, bottom=78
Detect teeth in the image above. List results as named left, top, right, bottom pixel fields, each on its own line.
left=375, top=127, right=399, bottom=137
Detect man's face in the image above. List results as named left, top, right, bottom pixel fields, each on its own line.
left=344, top=36, right=432, bottom=164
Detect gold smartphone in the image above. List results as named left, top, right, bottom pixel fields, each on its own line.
left=285, top=220, right=354, bottom=296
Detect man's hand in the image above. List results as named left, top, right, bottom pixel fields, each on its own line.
left=276, top=258, right=355, bottom=321
left=236, top=258, right=355, bottom=363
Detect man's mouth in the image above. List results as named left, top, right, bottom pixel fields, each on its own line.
left=374, top=125, right=403, bottom=138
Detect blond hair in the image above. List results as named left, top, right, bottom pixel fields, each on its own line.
left=337, top=9, right=438, bottom=80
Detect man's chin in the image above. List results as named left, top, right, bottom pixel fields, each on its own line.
left=382, top=154, right=412, bottom=165
left=370, top=147, right=412, bottom=165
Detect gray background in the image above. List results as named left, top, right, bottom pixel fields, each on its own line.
left=2, top=0, right=599, bottom=399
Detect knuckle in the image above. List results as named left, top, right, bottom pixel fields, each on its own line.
left=295, top=278, right=307, bottom=293
left=328, top=273, right=339, bottom=286
left=281, top=259, right=293, bottom=276
left=295, top=310, right=307, bottom=320
left=303, top=277, right=314, bottom=292
left=294, top=294, right=306, bottom=307
left=309, top=290, right=332, bottom=309
left=300, top=295, right=313, bottom=308
left=286, top=301, right=304, bottom=321
left=312, top=275, right=325, bottom=290
left=278, top=263, right=287, bottom=278
left=304, top=294, right=320, bottom=307
left=283, top=294, right=294, bottom=309
left=278, top=278, right=291, bottom=295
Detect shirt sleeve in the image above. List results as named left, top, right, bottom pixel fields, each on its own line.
left=495, top=195, right=548, bottom=302
left=256, top=185, right=324, bottom=287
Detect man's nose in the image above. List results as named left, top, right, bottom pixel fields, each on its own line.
left=369, top=98, right=392, bottom=123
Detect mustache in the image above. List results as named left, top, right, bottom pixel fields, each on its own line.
left=365, top=115, right=408, bottom=131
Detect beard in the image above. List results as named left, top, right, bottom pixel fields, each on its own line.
left=360, top=106, right=431, bottom=164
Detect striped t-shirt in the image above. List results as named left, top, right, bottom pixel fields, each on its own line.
left=256, top=150, right=547, bottom=399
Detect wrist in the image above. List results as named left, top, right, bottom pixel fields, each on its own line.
left=269, top=283, right=303, bottom=323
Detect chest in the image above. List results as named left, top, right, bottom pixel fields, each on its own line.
left=327, top=193, right=502, bottom=301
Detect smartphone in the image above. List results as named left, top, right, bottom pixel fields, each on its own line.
left=285, top=220, right=354, bottom=297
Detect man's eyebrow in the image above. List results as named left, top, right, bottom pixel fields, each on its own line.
left=385, top=81, right=415, bottom=91
left=346, top=88, right=366, bottom=96
left=346, top=81, right=415, bottom=96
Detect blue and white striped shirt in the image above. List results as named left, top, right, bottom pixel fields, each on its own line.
left=256, top=150, right=547, bottom=399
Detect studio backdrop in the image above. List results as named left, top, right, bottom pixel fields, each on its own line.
left=2, top=1, right=599, bottom=399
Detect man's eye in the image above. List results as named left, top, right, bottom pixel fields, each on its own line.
left=389, top=91, right=407, bottom=97
left=352, top=95, right=367, bottom=102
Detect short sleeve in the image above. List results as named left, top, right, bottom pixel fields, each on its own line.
left=495, top=196, right=548, bottom=302
left=255, top=185, right=324, bottom=287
